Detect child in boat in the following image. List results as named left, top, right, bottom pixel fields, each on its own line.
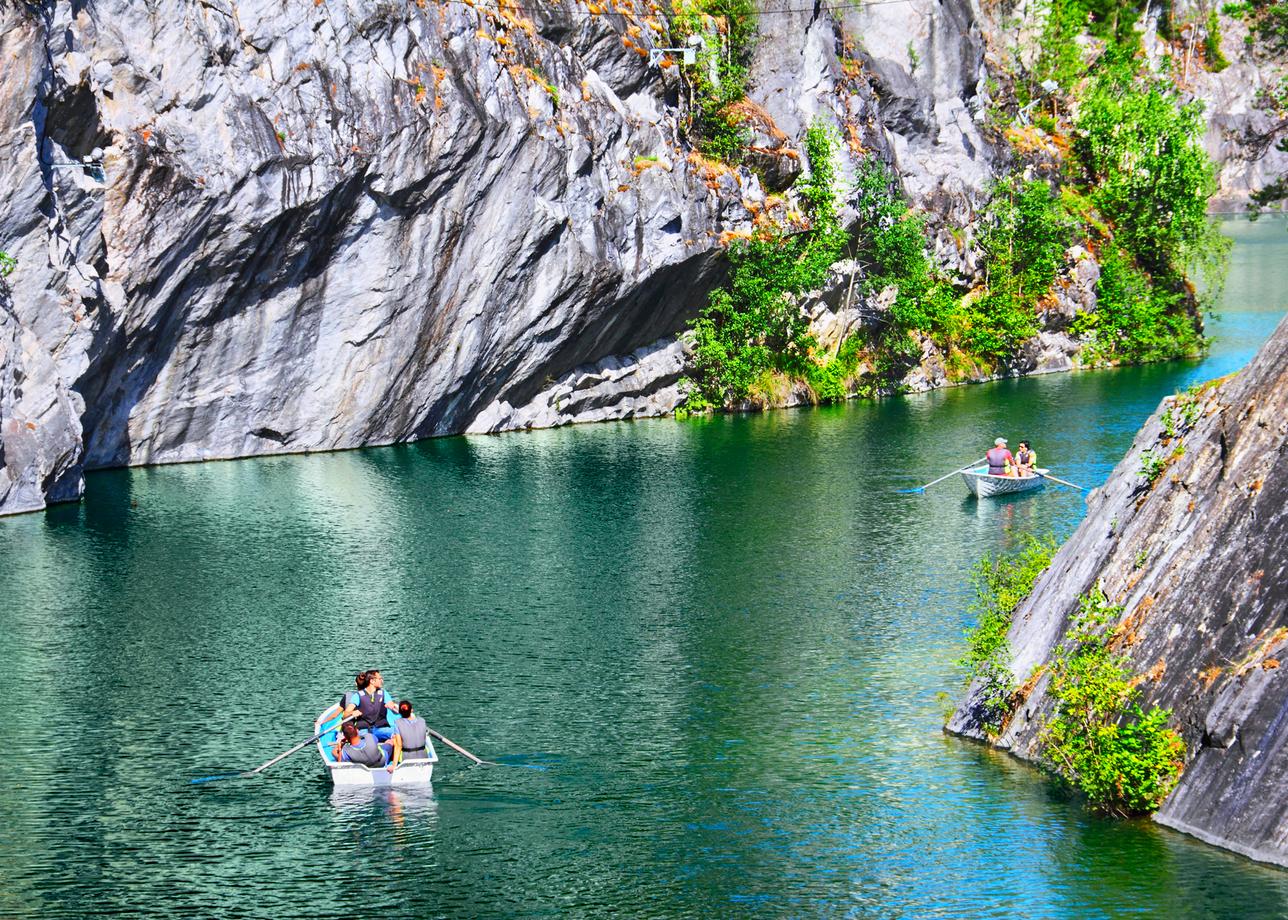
left=1014, top=440, right=1036, bottom=476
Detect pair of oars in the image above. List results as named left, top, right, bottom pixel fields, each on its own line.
left=897, top=458, right=1088, bottom=493
left=190, top=717, right=499, bottom=784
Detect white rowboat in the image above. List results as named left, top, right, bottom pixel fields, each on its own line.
left=315, top=705, right=438, bottom=787
left=960, top=466, right=1049, bottom=498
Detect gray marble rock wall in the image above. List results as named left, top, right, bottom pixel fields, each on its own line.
left=948, top=312, right=1288, bottom=868
left=0, top=288, right=84, bottom=516
left=0, top=0, right=1253, bottom=518
left=0, top=0, right=753, bottom=482
left=0, top=0, right=1017, bottom=515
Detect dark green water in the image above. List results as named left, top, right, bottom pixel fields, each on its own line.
left=2, top=218, right=1287, bottom=919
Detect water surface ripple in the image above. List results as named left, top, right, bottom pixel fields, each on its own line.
left=2, top=218, right=1287, bottom=918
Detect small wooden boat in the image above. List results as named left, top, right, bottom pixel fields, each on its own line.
left=315, top=705, right=437, bottom=787
left=960, top=466, right=1048, bottom=498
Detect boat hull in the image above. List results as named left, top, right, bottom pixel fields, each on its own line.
left=960, top=467, right=1048, bottom=498
left=315, top=707, right=437, bottom=786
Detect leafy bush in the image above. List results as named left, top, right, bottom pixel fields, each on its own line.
left=0, top=251, right=15, bottom=278
left=1081, top=247, right=1202, bottom=364
left=966, top=178, right=1073, bottom=360
left=1073, top=58, right=1223, bottom=286
left=1042, top=586, right=1186, bottom=815
left=805, top=335, right=864, bottom=404
left=850, top=158, right=960, bottom=381
left=1067, top=52, right=1228, bottom=364
left=958, top=535, right=1058, bottom=731
left=681, top=121, right=847, bottom=407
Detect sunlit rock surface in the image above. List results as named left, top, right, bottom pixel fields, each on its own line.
left=0, top=289, right=84, bottom=516
left=949, top=313, right=1288, bottom=868
left=0, top=0, right=1262, bottom=516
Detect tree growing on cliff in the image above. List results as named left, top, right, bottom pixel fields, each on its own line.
left=680, top=121, right=847, bottom=409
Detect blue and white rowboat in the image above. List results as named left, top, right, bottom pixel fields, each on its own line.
left=960, top=466, right=1049, bottom=498
left=315, top=705, right=437, bottom=787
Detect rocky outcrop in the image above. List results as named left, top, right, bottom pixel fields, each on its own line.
left=1, top=1, right=752, bottom=480
left=0, top=0, right=1260, bottom=515
left=0, top=289, right=84, bottom=516
left=948, top=312, right=1288, bottom=868
left=1165, top=8, right=1288, bottom=211
left=466, top=336, right=685, bottom=433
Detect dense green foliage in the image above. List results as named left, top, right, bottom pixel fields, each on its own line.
left=1060, top=32, right=1228, bottom=363
left=671, top=0, right=757, bottom=162
left=968, top=178, right=1073, bottom=359
left=1073, top=248, right=1200, bottom=363
left=681, top=122, right=848, bottom=408
left=1073, top=59, right=1221, bottom=285
left=677, top=0, right=1231, bottom=410
left=958, top=535, right=1057, bottom=732
left=1042, top=586, right=1186, bottom=815
left=0, top=251, right=15, bottom=278
left=847, top=159, right=956, bottom=384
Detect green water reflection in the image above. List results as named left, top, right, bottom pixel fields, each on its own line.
left=1, top=218, right=1287, bottom=918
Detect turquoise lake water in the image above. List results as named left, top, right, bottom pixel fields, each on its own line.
left=1, top=217, right=1286, bottom=918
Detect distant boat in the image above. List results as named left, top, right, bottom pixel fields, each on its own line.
left=960, top=467, right=1048, bottom=498
left=314, top=705, right=438, bottom=786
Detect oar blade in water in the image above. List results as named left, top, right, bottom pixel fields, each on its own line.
left=190, top=772, right=246, bottom=785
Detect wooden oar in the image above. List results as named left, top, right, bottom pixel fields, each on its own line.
left=426, top=725, right=498, bottom=767
left=897, top=458, right=987, bottom=493
left=1037, top=471, right=1089, bottom=491
left=191, top=714, right=356, bottom=784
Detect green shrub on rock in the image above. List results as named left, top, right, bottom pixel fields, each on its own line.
left=1041, top=585, right=1186, bottom=815
left=681, top=121, right=847, bottom=408
left=958, top=535, right=1058, bottom=732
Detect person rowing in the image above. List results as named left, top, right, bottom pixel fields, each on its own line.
left=340, top=669, right=398, bottom=741
left=985, top=437, right=1015, bottom=477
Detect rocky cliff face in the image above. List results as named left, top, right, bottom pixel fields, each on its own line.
left=0, top=0, right=1259, bottom=515
left=0, top=285, right=84, bottom=514
left=0, top=0, right=1021, bottom=513
left=1160, top=8, right=1288, bottom=212
left=948, top=313, right=1288, bottom=868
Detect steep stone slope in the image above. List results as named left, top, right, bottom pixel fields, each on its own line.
left=1, top=1, right=745, bottom=470
left=948, top=313, right=1288, bottom=867
left=0, top=287, right=84, bottom=514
